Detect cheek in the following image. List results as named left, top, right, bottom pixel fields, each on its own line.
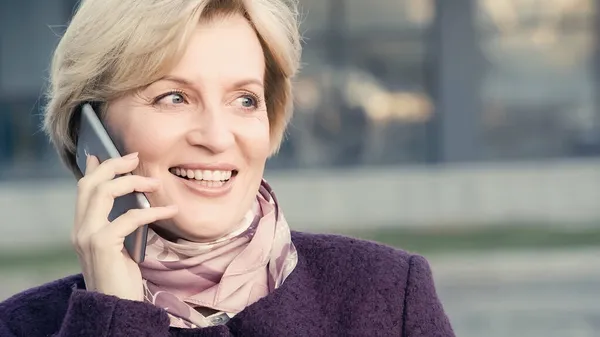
left=123, top=129, right=161, bottom=156
left=240, top=115, right=271, bottom=161
left=105, top=104, right=170, bottom=159
left=118, top=121, right=181, bottom=172
left=126, top=131, right=165, bottom=157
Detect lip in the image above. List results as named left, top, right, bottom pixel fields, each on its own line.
left=173, top=172, right=236, bottom=198
left=171, top=163, right=238, bottom=171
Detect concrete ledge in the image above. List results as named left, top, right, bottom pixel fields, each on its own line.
left=1, top=159, right=600, bottom=249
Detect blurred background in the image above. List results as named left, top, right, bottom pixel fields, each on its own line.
left=1, top=0, right=600, bottom=335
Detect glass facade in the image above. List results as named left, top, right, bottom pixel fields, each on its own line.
left=269, top=0, right=436, bottom=169
left=0, top=0, right=598, bottom=178
left=477, top=0, right=600, bottom=159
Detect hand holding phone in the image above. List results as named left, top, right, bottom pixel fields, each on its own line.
left=72, top=103, right=178, bottom=301
left=75, top=103, right=152, bottom=263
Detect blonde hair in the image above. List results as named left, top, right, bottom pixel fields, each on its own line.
left=43, top=0, right=302, bottom=175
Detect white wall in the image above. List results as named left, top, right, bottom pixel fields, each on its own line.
left=266, top=159, right=600, bottom=229
left=1, top=159, right=600, bottom=250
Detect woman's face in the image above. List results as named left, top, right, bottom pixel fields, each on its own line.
left=104, top=14, right=270, bottom=242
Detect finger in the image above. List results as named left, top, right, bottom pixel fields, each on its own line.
left=74, top=155, right=101, bottom=225
left=94, top=175, right=161, bottom=201
left=85, top=154, right=100, bottom=175
left=78, top=152, right=140, bottom=194
left=75, top=152, right=140, bottom=223
left=82, top=175, right=161, bottom=233
left=107, top=205, right=178, bottom=238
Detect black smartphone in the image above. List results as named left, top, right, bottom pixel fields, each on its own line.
left=74, top=103, right=149, bottom=263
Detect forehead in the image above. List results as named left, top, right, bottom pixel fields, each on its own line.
left=167, top=14, right=266, bottom=86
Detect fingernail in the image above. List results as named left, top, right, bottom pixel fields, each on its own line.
left=123, top=152, right=139, bottom=159
left=166, top=205, right=178, bottom=211
left=85, top=154, right=94, bottom=165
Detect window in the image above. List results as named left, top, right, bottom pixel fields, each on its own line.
left=267, top=0, right=436, bottom=169
left=476, top=0, right=599, bottom=160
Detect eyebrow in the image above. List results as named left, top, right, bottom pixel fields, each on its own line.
left=156, top=75, right=264, bottom=90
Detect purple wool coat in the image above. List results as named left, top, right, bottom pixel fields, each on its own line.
left=0, top=232, right=455, bottom=336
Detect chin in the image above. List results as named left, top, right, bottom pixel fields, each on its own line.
left=150, top=177, right=261, bottom=242
left=163, top=214, right=238, bottom=242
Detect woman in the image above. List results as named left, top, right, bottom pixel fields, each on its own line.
left=0, top=0, right=455, bottom=336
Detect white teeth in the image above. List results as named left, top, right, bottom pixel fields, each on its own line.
left=171, top=168, right=233, bottom=182
left=197, top=180, right=225, bottom=188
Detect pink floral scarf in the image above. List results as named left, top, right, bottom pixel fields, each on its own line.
left=139, top=180, right=298, bottom=328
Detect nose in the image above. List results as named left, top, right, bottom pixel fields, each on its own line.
left=185, top=105, right=235, bottom=153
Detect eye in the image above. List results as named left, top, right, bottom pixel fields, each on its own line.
left=235, top=94, right=260, bottom=109
left=153, top=90, right=188, bottom=105
left=168, top=93, right=186, bottom=104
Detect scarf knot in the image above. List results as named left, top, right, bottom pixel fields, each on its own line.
left=139, top=180, right=298, bottom=328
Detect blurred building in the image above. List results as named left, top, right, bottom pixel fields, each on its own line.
left=2, top=4, right=600, bottom=336
left=0, top=0, right=599, bottom=178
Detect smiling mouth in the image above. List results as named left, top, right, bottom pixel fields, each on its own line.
left=169, top=167, right=238, bottom=188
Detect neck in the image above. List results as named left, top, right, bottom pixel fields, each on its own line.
left=149, top=198, right=260, bottom=244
